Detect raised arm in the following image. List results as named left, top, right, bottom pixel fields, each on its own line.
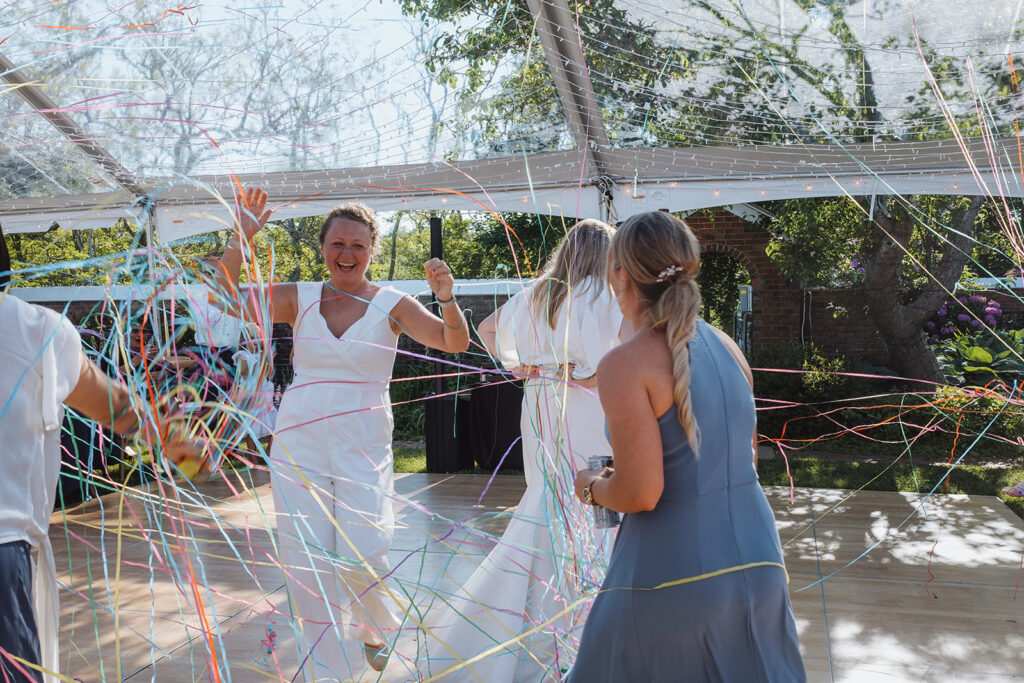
left=64, top=353, right=200, bottom=468
left=390, top=258, right=470, bottom=353
left=209, top=188, right=298, bottom=327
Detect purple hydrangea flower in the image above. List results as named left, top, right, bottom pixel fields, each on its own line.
left=957, top=313, right=971, bottom=322
left=985, top=315, right=998, bottom=326
left=942, top=326, right=955, bottom=335
left=938, top=306, right=948, bottom=316
left=984, top=306, right=1000, bottom=316
left=925, top=321, right=936, bottom=329
left=970, top=294, right=984, bottom=303
left=970, top=319, right=983, bottom=328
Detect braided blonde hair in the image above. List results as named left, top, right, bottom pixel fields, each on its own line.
left=610, top=211, right=702, bottom=451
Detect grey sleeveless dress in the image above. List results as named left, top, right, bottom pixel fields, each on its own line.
left=567, top=321, right=805, bottom=682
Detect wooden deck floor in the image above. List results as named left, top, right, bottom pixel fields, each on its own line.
left=48, top=471, right=1024, bottom=682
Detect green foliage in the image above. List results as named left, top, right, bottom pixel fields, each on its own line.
left=399, top=0, right=699, bottom=151
left=752, top=340, right=1024, bottom=460
left=7, top=221, right=141, bottom=288
left=752, top=342, right=869, bottom=406
left=752, top=342, right=904, bottom=447
left=926, top=293, right=1003, bottom=342
left=399, top=0, right=1016, bottom=151
left=390, top=358, right=435, bottom=441
left=763, top=195, right=1002, bottom=293
left=927, top=385, right=1024, bottom=442
left=697, top=253, right=750, bottom=335
left=763, top=197, right=866, bottom=288
left=934, top=330, right=1024, bottom=387
left=370, top=210, right=575, bottom=282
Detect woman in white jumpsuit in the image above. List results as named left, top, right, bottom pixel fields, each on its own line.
left=421, top=219, right=624, bottom=682
left=214, top=189, right=469, bottom=680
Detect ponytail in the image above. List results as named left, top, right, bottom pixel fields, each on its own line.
left=649, top=277, right=702, bottom=452
left=610, top=211, right=702, bottom=451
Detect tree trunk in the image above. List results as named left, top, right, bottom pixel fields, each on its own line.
left=862, top=197, right=983, bottom=382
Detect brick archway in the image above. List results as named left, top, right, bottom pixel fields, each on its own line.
left=698, top=243, right=761, bottom=286
left=683, top=210, right=802, bottom=347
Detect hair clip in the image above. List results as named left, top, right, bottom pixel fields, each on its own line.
left=656, top=265, right=682, bottom=282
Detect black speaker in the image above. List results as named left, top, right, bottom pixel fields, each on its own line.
left=465, top=377, right=524, bottom=472
left=425, top=392, right=473, bottom=473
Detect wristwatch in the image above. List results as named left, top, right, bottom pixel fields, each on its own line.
left=582, top=477, right=599, bottom=506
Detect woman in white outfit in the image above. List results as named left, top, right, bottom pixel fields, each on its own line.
left=0, top=224, right=198, bottom=683
left=421, top=219, right=623, bottom=682
left=214, top=189, right=469, bottom=680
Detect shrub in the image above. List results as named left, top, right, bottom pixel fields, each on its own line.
left=751, top=343, right=894, bottom=443
left=926, top=293, right=1002, bottom=341
left=933, top=328, right=1024, bottom=387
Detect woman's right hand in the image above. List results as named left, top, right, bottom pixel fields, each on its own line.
left=149, top=420, right=210, bottom=480
left=234, top=187, right=273, bottom=243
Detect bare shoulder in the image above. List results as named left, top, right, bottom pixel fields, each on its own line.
left=599, top=328, right=669, bottom=385
left=271, top=281, right=298, bottom=298
left=598, top=327, right=674, bottom=420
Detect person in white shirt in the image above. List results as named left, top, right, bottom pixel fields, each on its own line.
left=0, top=224, right=199, bottom=683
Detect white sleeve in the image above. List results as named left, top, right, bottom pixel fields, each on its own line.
left=493, top=288, right=531, bottom=371
left=570, top=284, right=623, bottom=379
left=51, top=315, right=83, bottom=403
left=38, top=310, right=82, bottom=431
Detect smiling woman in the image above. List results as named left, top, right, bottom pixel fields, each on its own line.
left=209, top=188, right=469, bottom=679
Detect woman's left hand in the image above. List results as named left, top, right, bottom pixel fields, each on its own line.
left=424, top=258, right=454, bottom=301
left=574, top=466, right=610, bottom=503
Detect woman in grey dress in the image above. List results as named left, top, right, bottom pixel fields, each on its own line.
left=568, top=211, right=805, bottom=682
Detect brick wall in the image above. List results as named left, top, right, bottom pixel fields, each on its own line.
left=684, top=210, right=803, bottom=347
left=803, top=289, right=889, bottom=365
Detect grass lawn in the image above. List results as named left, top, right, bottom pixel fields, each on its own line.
left=394, top=445, right=427, bottom=473
left=395, top=446, right=1024, bottom=521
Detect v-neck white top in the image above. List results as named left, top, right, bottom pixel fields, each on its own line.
left=287, top=283, right=405, bottom=395
left=269, top=282, right=407, bottom=555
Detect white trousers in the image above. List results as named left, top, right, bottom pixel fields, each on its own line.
left=271, top=463, right=405, bottom=680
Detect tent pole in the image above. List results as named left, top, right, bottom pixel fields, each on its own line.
left=0, top=53, right=146, bottom=197
left=143, top=202, right=166, bottom=351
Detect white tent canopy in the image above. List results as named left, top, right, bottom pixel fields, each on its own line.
left=1, top=138, right=1017, bottom=240
left=2, top=0, right=1023, bottom=240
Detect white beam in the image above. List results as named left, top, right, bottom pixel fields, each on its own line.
left=525, top=0, right=614, bottom=176
left=0, top=53, right=146, bottom=197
